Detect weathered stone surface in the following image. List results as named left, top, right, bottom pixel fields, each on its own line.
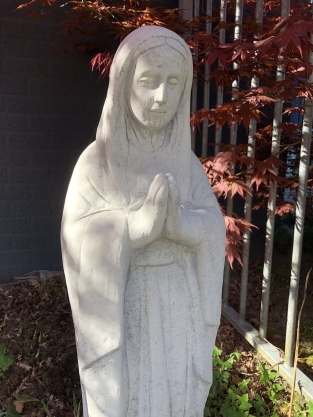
left=61, top=26, right=226, bottom=417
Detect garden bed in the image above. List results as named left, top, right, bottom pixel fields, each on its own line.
left=0, top=270, right=311, bottom=416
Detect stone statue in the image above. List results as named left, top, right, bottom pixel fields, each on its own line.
left=61, top=26, right=226, bottom=417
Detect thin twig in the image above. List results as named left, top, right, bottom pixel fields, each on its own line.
left=288, top=267, right=312, bottom=417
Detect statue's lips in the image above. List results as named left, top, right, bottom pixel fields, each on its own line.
left=149, top=110, right=166, bottom=114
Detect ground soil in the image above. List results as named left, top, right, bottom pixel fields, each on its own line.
left=0, top=254, right=311, bottom=416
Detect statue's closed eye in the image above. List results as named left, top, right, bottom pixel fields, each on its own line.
left=139, top=77, right=154, bottom=86
left=168, top=77, right=179, bottom=86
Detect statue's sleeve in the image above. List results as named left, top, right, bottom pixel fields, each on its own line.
left=189, top=153, right=226, bottom=327
left=61, top=144, right=131, bottom=416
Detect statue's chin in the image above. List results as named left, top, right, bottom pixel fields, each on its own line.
left=141, top=113, right=173, bottom=132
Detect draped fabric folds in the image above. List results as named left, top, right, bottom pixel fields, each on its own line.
left=61, top=26, right=226, bottom=417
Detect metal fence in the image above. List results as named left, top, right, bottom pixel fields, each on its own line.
left=179, top=0, right=313, bottom=402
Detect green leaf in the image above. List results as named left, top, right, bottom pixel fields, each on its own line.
left=0, top=344, right=14, bottom=372
left=307, top=401, right=313, bottom=414
left=238, top=393, right=252, bottom=411
left=17, top=395, right=39, bottom=403
left=238, top=378, right=250, bottom=393
left=41, top=401, right=52, bottom=417
left=213, top=346, right=223, bottom=357
left=272, top=383, right=282, bottom=392
left=204, top=406, right=211, bottom=416
left=6, top=405, right=20, bottom=417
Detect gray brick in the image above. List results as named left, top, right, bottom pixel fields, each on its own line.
left=0, top=252, right=8, bottom=268
left=0, top=269, right=13, bottom=283
left=1, top=20, right=49, bottom=41
left=32, top=184, right=66, bottom=200
left=50, top=60, right=90, bottom=80
left=4, top=96, right=50, bottom=114
left=31, top=151, right=70, bottom=167
left=1, top=37, right=48, bottom=59
left=11, top=200, right=51, bottom=217
left=13, top=234, right=53, bottom=250
left=70, top=116, right=97, bottom=133
left=1, top=4, right=17, bottom=16
left=50, top=97, right=103, bottom=116
left=0, top=218, right=31, bottom=233
left=32, top=217, right=60, bottom=233
left=0, top=133, right=6, bottom=149
left=14, top=266, right=37, bottom=278
left=0, top=236, right=12, bottom=251
left=3, top=57, right=48, bottom=78
left=0, top=185, right=31, bottom=200
left=36, top=248, right=62, bottom=265
left=53, top=234, right=61, bottom=249
left=0, top=75, right=29, bottom=95
left=29, top=116, right=70, bottom=133
left=28, top=78, right=71, bottom=97
left=51, top=199, right=63, bottom=217
left=0, top=151, right=29, bottom=167
left=9, top=168, right=49, bottom=183
left=49, top=98, right=77, bottom=115
left=49, top=167, right=72, bottom=183
left=0, top=201, right=10, bottom=217
left=51, top=261, right=63, bottom=272
left=0, top=169, right=8, bottom=183
left=7, top=133, right=50, bottom=150
left=0, top=114, right=28, bottom=131
left=6, top=250, right=33, bottom=267
left=50, top=132, right=93, bottom=150
left=70, top=79, right=92, bottom=97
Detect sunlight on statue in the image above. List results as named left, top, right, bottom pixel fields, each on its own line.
left=61, top=26, right=226, bottom=417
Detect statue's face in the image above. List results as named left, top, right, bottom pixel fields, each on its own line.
left=129, top=44, right=186, bottom=132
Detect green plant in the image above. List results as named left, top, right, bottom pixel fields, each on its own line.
left=0, top=344, right=14, bottom=378
left=205, top=347, right=258, bottom=417
left=204, top=348, right=313, bottom=417
left=41, top=401, right=52, bottom=417
left=0, top=405, right=19, bottom=417
left=73, top=392, right=82, bottom=417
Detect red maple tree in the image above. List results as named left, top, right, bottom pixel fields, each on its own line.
left=16, top=0, right=313, bottom=266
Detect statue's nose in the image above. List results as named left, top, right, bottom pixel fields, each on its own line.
left=154, top=83, right=167, bottom=104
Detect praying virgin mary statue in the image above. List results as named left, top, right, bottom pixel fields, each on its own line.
left=61, top=26, right=226, bottom=417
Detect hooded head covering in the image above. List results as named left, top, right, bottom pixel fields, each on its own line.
left=95, top=26, right=193, bottom=204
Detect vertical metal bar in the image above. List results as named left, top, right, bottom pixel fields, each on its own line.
left=191, top=0, right=199, bottom=152
left=259, top=0, right=290, bottom=338
left=179, top=0, right=194, bottom=149
left=223, top=0, right=243, bottom=306
left=201, top=0, right=212, bottom=157
left=239, top=0, right=264, bottom=320
left=284, top=30, right=313, bottom=367
left=179, top=0, right=193, bottom=21
left=215, top=0, right=227, bottom=156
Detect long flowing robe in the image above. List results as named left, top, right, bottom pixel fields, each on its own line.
left=61, top=26, right=226, bottom=417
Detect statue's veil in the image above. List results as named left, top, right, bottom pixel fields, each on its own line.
left=95, top=26, right=194, bottom=203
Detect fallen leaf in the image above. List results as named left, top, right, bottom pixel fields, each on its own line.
left=231, top=374, right=242, bottom=384
left=13, top=400, right=24, bottom=413
left=16, top=362, right=32, bottom=371
left=27, top=277, right=41, bottom=288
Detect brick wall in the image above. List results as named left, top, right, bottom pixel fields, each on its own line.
left=0, top=3, right=108, bottom=282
